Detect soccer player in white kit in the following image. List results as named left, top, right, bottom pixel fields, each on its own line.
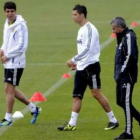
left=0, top=1, right=41, bottom=126
left=57, top=4, right=119, bottom=131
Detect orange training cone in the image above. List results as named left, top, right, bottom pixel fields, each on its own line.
left=30, top=92, right=46, bottom=102
left=62, top=73, right=71, bottom=78
left=131, top=22, right=139, bottom=27
left=110, top=33, right=116, bottom=38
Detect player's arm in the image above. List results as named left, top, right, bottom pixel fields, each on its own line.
left=121, top=34, right=135, bottom=73
left=71, top=28, right=93, bottom=64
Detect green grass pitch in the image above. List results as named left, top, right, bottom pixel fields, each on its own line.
left=0, top=0, right=140, bottom=139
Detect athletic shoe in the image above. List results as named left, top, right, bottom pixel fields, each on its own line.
left=30, top=107, right=41, bottom=124
left=0, top=119, right=12, bottom=126
left=114, top=132, right=134, bottom=140
left=57, top=123, right=76, bottom=131
left=104, top=122, right=119, bottom=130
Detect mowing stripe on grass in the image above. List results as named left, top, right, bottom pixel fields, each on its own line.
left=0, top=23, right=138, bottom=135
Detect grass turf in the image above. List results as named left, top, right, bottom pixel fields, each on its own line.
left=0, top=0, right=140, bottom=139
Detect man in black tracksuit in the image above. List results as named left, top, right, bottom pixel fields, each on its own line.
left=110, top=17, right=140, bottom=139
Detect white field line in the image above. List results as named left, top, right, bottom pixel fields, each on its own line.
left=0, top=22, right=139, bottom=135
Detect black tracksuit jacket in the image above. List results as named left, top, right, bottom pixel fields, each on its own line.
left=114, top=27, right=138, bottom=83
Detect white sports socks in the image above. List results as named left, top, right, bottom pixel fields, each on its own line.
left=107, top=111, right=117, bottom=123
left=69, top=111, right=79, bottom=126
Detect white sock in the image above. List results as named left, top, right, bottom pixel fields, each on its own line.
left=5, top=113, right=12, bottom=122
left=107, top=111, right=117, bottom=123
left=69, top=112, right=79, bottom=126
left=27, top=102, right=36, bottom=112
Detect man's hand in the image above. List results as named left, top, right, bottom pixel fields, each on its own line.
left=70, top=64, right=77, bottom=70
left=66, top=59, right=76, bottom=70
left=0, top=50, right=8, bottom=63
left=66, top=59, right=74, bottom=67
left=0, top=50, right=4, bottom=57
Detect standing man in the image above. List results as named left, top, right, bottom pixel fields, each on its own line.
left=110, top=17, right=140, bottom=139
left=57, top=4, right=119, bottom=131
left=0, top=1, right=41, bottom=126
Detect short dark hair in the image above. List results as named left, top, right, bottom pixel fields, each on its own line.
left=4, top=1, right=16, bottom=11
left=73, top=4, right=87, bottom=18
left=110, top=17, right=126, bottom=29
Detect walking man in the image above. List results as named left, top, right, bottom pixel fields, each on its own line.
left=110, top=17, right=140, bottom=139
left=57, top=4, right=119, bottom=131
left=0, top=1, right=41, bottom=126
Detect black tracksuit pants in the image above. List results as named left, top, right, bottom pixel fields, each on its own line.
left=116, top=82, right=140, bottom=134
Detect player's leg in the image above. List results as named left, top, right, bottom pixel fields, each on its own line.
left=0, top=69, right=16, bottom=126
left=14, top=88, right=41, bottom=124
left=87, top=63, right=118, bottom=130
left=91, top=88, right=111, bottom=112
left=57, top=70, right=87, bottom=131
left=13, top=68, right=41, bottom=124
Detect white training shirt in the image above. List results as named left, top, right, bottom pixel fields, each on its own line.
left=1, top=15, right=28, bottom=68
left=71, top=22, right=100, bottom=70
